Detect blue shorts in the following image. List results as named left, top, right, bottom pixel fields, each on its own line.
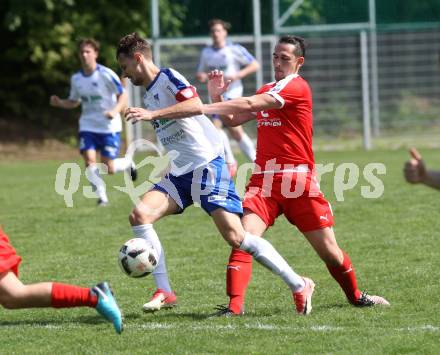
left=153, top=156, right=243, bottom=216
left=79, top=131, right=121, bottom=159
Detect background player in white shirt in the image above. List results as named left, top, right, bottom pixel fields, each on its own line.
left=50, top=38, right=136, bottom=206
left=117, top=32, right=314, bottom=315
left=197, top=19, right=259, bottom=174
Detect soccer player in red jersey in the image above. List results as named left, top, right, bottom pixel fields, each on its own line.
left=0, top=226, right=123, bottom=333
left=203, top=35, right=390, bottom=315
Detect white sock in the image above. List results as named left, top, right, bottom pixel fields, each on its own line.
left=219, top=129, right=236, bottom=164
left=86, top=165, right=108, bottom=202
left=238, top=133, right=256, bottom=161
left=113, top=157, right=132, bottom=173
left=239, top=232, right=305, bottom=291
left=132, top=224, right=172, bottom=293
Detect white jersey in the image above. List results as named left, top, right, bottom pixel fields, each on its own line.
left=69, top=64, right=124, bottom=133
left=142, top=68, right=223, bottom=176
left=197, top=42, right=255, bottom=99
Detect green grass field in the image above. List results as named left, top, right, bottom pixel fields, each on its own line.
left=1, top=149, right=439, bottom=354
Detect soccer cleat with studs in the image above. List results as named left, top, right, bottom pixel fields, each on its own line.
left=130, top=162, right=138, bottom=182
left=142, top=289, right=177, bottom=312
left=354, top=291, right=390, bottom=307
left=97, top=199, right=109, bottom=207
left=92, top=282, right=124, bottom=334
left=293, top=277, right=315, bottom=315
left=209, top=304, right=244, bottom=318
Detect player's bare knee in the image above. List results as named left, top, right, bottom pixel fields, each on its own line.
left=223, top=230, right=243, bottom=249
left=129, top=208, right=154, bottom=225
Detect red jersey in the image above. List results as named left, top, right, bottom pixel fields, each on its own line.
left=254, top=74, right=314, bottom=171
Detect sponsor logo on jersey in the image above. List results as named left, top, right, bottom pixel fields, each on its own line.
left=151, top=119, right=172, bottom=130
left=166, top=85, right=175, bottom=96
left=154, top=93, right=160, bottom=101
left=160, top=129, right=185, bottom=146
left=90, top=95, right=102, bottom=102
left=92, top=82, right=98, bottom=87
left=80, top=95, right=102, bottom=103
left=257, top=118, right=282, bottom=127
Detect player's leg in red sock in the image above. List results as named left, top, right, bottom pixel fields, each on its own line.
left=326, top=249, right=361, bottom=304
left=227, top=248, right=252, bottom=314
left=51, top=282, right=98, bottom=308
left=304, top=228, right=361, bottom=304
left=0, top=271, right=97, bottom=309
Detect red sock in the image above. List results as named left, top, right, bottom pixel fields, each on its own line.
left=51, top=283, right=98, bottom=308
left=326, top=250, right=362, bottom=304
left=227, top=249, right=252, bottom=314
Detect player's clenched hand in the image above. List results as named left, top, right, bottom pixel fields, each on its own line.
left=50, top=95, right=61, bottom=107
left=404, top=148, right=427, bottom=184
left=207, top=70, right=231, bottom=99
left=124, top=107, right=153, bottom=123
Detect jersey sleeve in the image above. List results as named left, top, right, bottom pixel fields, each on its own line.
left=232, top=44, right=256, bottom=66
left=162, top=68, right=199, bottom=102
left=265, top=76, right=299, bottom=108
left=101, top=67, right=124, bottom=95
left=68, top=75, right=80, bottom=101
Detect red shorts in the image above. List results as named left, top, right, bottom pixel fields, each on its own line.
left=0, top=227, right=21, bottom=276
left=242, top=172, right=334, bottom=232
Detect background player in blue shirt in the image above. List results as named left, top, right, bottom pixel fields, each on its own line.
left=50, top=38, right=136, bottom=206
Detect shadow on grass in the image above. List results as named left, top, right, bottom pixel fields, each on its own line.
left=317, top=303, right=347, bottom=310
left=0, top=314, right=109, bottom=327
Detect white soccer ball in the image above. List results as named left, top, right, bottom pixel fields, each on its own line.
left=118, top=238, right=159, bottom=278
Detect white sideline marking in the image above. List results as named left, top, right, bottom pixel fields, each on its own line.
left=397, top=325, right=439, bottom=332
left=1, top=323, right=438, bottom=333
left=135, top=323, right=341, bottom=331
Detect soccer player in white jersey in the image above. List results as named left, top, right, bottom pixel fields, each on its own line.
left=197, top=19, right=259, bottom=175
left=50, top=38, right=137, bottom=206
left=117, top=32, right=315, bottom=315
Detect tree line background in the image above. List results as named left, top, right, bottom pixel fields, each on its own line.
left=1, top=0, right=439, bottom=142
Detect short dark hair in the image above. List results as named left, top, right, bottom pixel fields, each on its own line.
left=116, top=32, right=152, bottom=59
left=278, top=35, right=306, bottom=58
left=208, top=18, right=231, bottom=31
left=78, top=38, right=100, bottom=52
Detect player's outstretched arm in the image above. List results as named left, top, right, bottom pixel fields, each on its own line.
left=202, top=92, right=281, bottom=127
left=404, top=148, right=440, bottom=189
left=125, top=97, right=203, bottom=123
left=49, top=95, right=80, bottom=110
left=206, top=70, right=257, bottom=127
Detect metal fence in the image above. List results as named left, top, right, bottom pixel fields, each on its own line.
left=127, top=26, right=440, bottom=150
